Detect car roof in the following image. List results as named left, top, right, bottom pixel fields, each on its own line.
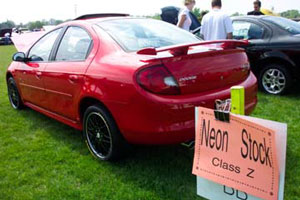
left=85, top=17, right=136, bottom=24
left=57, top=13, right=162, bottom=29
left=231, top=15, right=281, bottom=21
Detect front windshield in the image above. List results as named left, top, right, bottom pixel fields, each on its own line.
left=97, top=18, right=201, bottom=52
left=263, top=16, right=300, bottom=35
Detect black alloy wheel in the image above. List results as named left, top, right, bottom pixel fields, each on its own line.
left=83, top=105, right=127, bottom=161
left=7, top=77, right=23, bottom=109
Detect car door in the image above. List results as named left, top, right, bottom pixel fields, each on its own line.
left=17, top=28, right=62, bottom=108
left=42, top=26, right=94, bottom=120
left=232, top=20, right=271, bottom=69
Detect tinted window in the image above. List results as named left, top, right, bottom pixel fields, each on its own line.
left=263, top=16, right=300, bottom=35
left=233, top=21, right=264, bottom=40
left=28, top=28, right=62, bottom=62
left=97, top=19, right=200, bottom=52
left=55, top=27, right=92, bottom=61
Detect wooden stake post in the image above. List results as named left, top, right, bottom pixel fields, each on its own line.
left=231, top=86, right=245, bottom=115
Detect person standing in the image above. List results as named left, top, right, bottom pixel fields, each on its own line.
left=4, top=32, right=10, bottom=45
left=177, top=0, right=196, bottom=31
left=248, top=0, right=264, bottom=16
left=200, top=0, right=233, bottom=40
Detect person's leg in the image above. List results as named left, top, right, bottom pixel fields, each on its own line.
left=5, top=37, right=9, bottom=45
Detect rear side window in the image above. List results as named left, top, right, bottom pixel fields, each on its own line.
left=233, top=21, right=264, bottom=40
left=55, top=27, right=92, bottom=61
left=28, top=28, right=62, bottom=62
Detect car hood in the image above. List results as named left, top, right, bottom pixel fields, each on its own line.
left=11, top=31, right=45, bottom=52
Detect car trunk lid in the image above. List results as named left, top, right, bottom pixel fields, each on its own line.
left=137, top=40, right=250, bottom=95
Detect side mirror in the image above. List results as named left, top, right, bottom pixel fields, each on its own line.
left=12, top=52, right=26, bottom=62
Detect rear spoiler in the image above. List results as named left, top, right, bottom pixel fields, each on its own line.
left=137, top=40, right=249, bottom=57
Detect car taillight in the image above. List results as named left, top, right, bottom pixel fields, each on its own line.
left=242, top=62, right=250, bottom=71
left=137, top=65, right=180, bottom=95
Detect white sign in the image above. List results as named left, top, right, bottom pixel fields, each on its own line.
left=195, top=113, right=287, bottom=200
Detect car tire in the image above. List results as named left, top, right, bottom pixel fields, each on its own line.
left=258, top=64, right=291, bottom=95
left=83, top=105, right=127, bottom=161
left=7, top=77, right=23, bottom=109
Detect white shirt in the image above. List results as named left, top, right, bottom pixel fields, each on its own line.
left=200, top=8, right=233, bottom=40
left=177, top=8, right=192, bottom=31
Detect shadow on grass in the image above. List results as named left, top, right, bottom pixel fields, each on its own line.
left=9, top=78, right=300, bottom=199
left=258, top=80, right=300, bottom=99
left=18, top=108, right=201, bottom=200
left=15, top=81, right=300, bottom=199
left=285, top=81, right=300, bottom=98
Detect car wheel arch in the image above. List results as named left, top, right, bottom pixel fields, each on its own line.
left=260, top=50, right=296, bottom=68
left=78, top=97, right=113, bottom=124
left=258, top=57, right=296, bottom=78
left=6, top=72, right=24, bottom=98
left=6, top=72, right=13, bottom=82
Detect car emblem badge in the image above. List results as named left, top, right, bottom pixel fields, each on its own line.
left=179, top=76, right=197, bottom=82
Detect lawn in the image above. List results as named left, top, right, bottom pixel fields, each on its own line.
left=0, top=45, right=299, bottom=200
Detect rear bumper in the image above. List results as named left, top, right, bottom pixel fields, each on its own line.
left=109, top=72, right=257, bottom=145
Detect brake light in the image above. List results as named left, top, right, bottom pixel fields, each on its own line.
left=137, top=65, right=180, bottom=95
left=242, top=62, right=250, bottom=71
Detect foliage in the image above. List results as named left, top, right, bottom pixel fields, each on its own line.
left=0, top=19, right=64, bottom=31
left=191, top=7, right=209, bottom=23
left=231, top=12, right=244, bottom=17
left=145, top=13, right=161, bottom=20
left=280, top=10, right=300, bottom=19
left=0, top=20, right=15, bottom=29
left=192, top=7, right=201, bottom=19
left=27, top=21, right=44, bottom=30
left=198, top=10, right=209, bottom=23
left=27, top=19, right=64, bottom=30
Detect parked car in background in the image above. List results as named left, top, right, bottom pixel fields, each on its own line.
left=292, top=18, right=300, bottom=22
left=7, top=14, right=257, bottom=161
left=15, top=28, right=31, bottom=34
left=232, top=16, right=300, bottom=95
left=0, top=28, right=12, bottom=45
left=161, top=6, right=180, bottom=25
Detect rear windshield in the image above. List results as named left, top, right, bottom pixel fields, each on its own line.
left=97, top=18, right=200, bottom=52
left=263, top=16, right=300, bottom=35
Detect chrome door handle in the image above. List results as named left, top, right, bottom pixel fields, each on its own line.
left=35, top=71, right=42, bottom=79
left=69, top=75, right=79, bottom=83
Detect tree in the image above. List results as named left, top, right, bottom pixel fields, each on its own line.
left=231, top=12, right=243, bottom=17
left=280, top=10, right=300, bottom=19
left=145, top=13, right=161, bottom=20
left=192, top=7, right=201, bottom=19
left=199, top=10, right=209, bottom=23
left=0, top=20, right=15, bottom=29
left=27, top=21, right=44, bottom=30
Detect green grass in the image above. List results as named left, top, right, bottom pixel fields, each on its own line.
left=0, top=45, right=299, bottom=199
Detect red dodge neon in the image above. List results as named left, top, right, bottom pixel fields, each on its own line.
left=6, top=14, right=257, bottom=160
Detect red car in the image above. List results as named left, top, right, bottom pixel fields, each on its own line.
left=6, top=14, right=257, bottom=161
